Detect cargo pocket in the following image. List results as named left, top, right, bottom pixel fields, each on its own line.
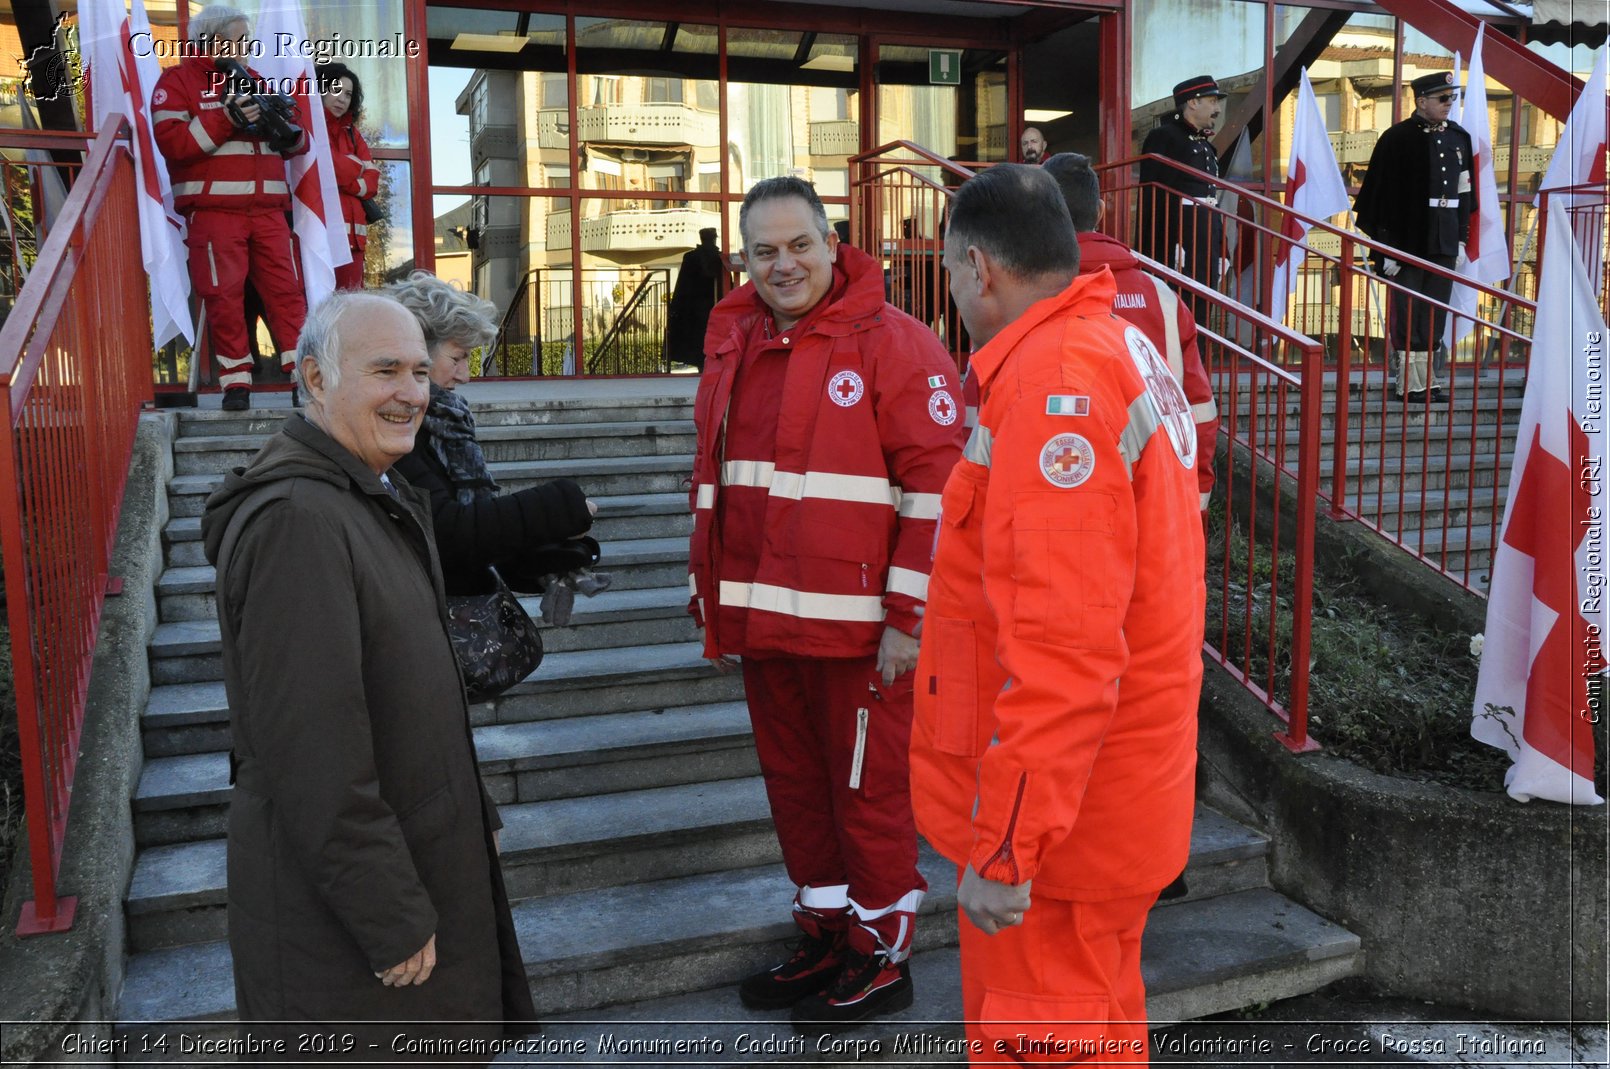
left=1011, top=490, right=1120, bottom=650
left=979, top=989, right=1115, bottom=1064
left=930, top=615, right=983, bottom=757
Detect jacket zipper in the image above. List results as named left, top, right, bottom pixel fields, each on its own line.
left=979, top=772, right=1028, bottom=884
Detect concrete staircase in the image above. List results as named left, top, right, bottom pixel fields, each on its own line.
left=1228, top=366, right=1524, bottom=593
left=113, top=384, right=1362, bottom=1062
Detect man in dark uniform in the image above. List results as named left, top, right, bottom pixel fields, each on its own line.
left=1354, top=71, right=1474, bottom=404
left=665, top=227, right=725, bottom=371
left=1139, top=75, right=1228, bottom=291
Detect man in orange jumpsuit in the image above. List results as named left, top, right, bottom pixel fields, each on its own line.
left=910, top=164, right=1206, bottom=1062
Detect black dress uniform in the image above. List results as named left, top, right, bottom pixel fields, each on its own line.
left=1354, top=71, right=1475, bottom=401
left=1139, top=75, right=1229, bottom=291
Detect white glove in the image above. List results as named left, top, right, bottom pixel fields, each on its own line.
left=1173, top=245, right=1187, bottom=271
left=1380, top=257, right=1402, bottom=278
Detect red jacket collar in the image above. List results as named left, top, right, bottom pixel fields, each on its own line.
left=707, top=240, right=889, bottom=345
left=967, top=267, right=1118, bottom=393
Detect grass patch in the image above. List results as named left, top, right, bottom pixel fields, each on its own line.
left=0, top=621, right=19, bottom=893
left=1206, top=504, right=1606, bottom=794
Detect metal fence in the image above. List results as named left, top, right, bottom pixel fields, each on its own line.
left=0, top=122, right=153, bottom=934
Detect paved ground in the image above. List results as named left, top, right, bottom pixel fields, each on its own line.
left=1151, top=979, right=1606, bottom=1068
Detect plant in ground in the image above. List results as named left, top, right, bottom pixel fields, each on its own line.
left=1205, top=507, right=1607, bottom=794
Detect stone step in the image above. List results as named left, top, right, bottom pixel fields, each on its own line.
left=170, top=421, right=701, bottom=475
left=150, top=557, right=692, bottom=687
left=166, top=455, right=696, bottom=518
left=162, top=492, right=691, bottom=570
left=1310, top=450, right=1511, bottom=497
left=135, top=700, right=759, bottom=843
left=1334, top=486, right=1503, bottom=534
left=128, top=775, right=782, bottom=952
left=141, top=642, right=741, bottom=764
left=157, top=568, right=695, bottom=658
left=116, top=813, right=1308, bottom=1030
left=1229, top=395, right=1525, bottom=436
left=173, top=395, right=696, bottom=438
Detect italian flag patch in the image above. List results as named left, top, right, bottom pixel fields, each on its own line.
left=1046, top=395, right=1090, bottom=416
left=927, top=374, right=947, bottom=388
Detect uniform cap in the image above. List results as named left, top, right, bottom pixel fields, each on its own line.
left=1172, top=76, right=1228, bottom=106
left=1410, top=71, right=1457, bottom=97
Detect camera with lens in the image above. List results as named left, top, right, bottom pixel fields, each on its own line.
left=216, top=57, right=303, bottom=155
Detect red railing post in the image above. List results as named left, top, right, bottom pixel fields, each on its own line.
left=1278, top=336, right=1324, bottom=754
left=1329, top=233, right=1355, bottom=516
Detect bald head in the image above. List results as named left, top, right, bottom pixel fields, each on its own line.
left=1020, top=126, right=1047, bottom=164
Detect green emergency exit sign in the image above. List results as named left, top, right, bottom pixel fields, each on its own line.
left=929, top=49, right=962, bottom=85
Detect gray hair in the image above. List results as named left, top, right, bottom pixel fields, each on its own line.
left=295, top=290, right=405, bottom=391
left=739, top=176, right=831, bottom=247
left=384, top=271, right=498, bottom=357
left=189, top=5, right=248, bottom=48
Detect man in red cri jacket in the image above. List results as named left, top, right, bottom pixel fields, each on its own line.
left=689, top=177, right=964, bottom=1030
left=911, top=164, right=1205, bottom=1063
left=153, top=5, right=309, bottom=411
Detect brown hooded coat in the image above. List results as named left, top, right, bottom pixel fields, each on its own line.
left=200, top=415, right=535, bottom=1057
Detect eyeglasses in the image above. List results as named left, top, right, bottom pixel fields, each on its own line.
left=1431, top=94, right=1456, bottom=104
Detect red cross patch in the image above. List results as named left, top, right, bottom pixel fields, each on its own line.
left=829, top=370, right=864, bottom=407
left=929, top=389, right=957, bottom=426
left=1040, top=433, right=1095, bottom=488
left=153, top=88, right=168, bottom=107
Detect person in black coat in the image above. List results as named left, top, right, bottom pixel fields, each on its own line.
left=386, top=272, right=595, bottom=595
left=1139, top=75, right=1228, bottom=292
left=1354, top=70, right=1474, bottom=404
left=664, top=228, right=725, bottom=371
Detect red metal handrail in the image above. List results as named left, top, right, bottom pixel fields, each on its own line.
left=0, top=121, right=154, bottom=935
left=849, top=145, right=1326, bottom=750
left=1102, top=152, right=1537, bottom=596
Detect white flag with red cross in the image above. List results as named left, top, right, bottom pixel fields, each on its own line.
left=1271, top=68, right=1350, bottom=326
left=1470, top=199, right=1607, bottom=806
left=1446, top=28, right=1512, bottom=349
left=251, top=0, right=350, bottom=309
left=1536, top=46, right=1607, bottom=295
left=79, top=0, right=195, bottom=348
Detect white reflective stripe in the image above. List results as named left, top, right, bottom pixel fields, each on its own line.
left=796, top=884, right=850, bottom=911
left=688, top=573, right=698, bottom=596
left=695, top=483, right=715, bottom=509
left=211, top=141, right=257, bottom=156
left=718, top=581, right=885, bottom=623
left=216, top=351, right=254, bottom=370
left=849, top=708, right=867, bottom=789
left=897, top=492, right=940, bottom=520
left=346, top=154, right=366, bottom=167
left=886, top=566, right=929, bottom=602
left=1119, top=394, right=1165, bottom=478
left=352, top=222, right=368, bottom=237
left=217, top=368, right=254, bottom=389
left=188, top=117, right=217, bottom=153
left=261, top=180, right=289, bottom=195
left=1199, top=490, right=1212, bottom=509
left=963, top=423, right=993, bottom=467
left=770, top=469, right=896, bottom=507
left=153, top=109, right=190, bottom=123
left=173, top=182, right=205, bottom=198
left=848, top=888, right=925, bottom=921
left=964, top=405, right=979, bottom=429
left=205, top=242, right=219, bottom=287
left=1147, top=273, right=1185, bottom=385
left=721, top=458, right=775, bottom=488
left=1192, top=399, right=1219, bottom=423
left=208, top=181, right=256, bottom=196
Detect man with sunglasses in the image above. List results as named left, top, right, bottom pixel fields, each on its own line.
left=1354, top=71, right=1475, bottom=404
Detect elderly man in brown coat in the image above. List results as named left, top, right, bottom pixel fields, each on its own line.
left=201, top=292, right=536, bottom=1060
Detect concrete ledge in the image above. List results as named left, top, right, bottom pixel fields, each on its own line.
left=1198, top=662, right=1608, bottom=1020
left=0, top=412, right=175, bottom=1064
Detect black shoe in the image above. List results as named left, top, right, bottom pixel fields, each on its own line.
left=1430, top=386, right=1447, bottom=404
left=221, top=387, right=251, bottom=412
left=791, top=950, right=913, bottom=1033
left=738, top=931, right=846, bottom=1010
left=1403, top=390, right=1427, bottom=406
left=1158, top=871, right=1190, bottom=901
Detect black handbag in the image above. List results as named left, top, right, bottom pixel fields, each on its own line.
left=360, top=197, right=385, bottom=224
left=445, top=565, right=543, bottom=703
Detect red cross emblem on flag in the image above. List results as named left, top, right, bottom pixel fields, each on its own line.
left=929, top=389, right=957, bottom=426
left=1040, top=432, right=1094, bottom=488
left=829, top=370, right=864, bottom=407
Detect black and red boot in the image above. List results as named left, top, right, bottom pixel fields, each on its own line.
left=789, top=947, right=914, bottom=1032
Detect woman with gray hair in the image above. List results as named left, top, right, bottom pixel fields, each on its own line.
left=388, top=272, right=595, bottom=596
